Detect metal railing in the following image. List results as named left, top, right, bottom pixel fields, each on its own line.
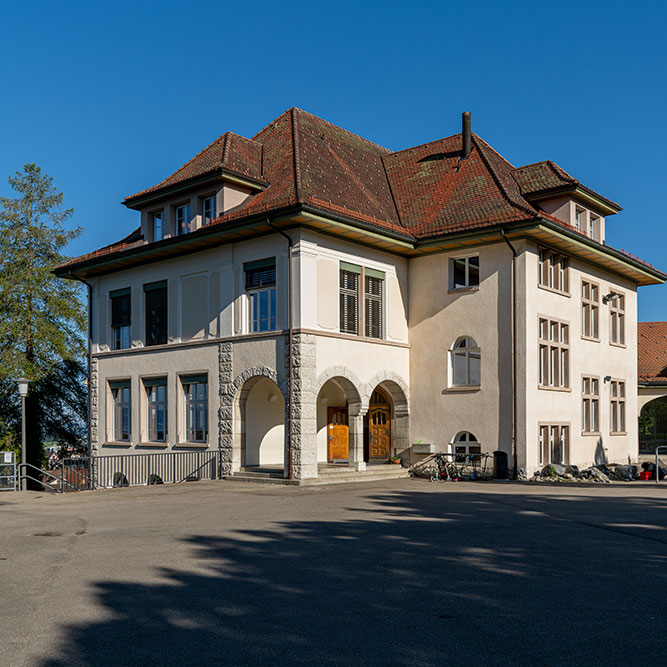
left=92, top=451, right=222, bottom=489
left=18, top=463, right=80, bottom=493
left=0, top=452, right=17, bottom=491
left=655, top=446, right=667, bottom=484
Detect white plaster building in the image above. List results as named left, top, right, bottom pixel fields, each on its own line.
left=56, top=109, right=665, bottom=480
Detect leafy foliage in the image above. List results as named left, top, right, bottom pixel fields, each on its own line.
left=0, top=164, right=87, bottom=466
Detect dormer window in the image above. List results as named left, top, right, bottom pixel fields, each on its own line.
left=152, top=211, right=163, bottom=242
left=575, top=207, right=586, bottom=233
left=202, top=196, right=216, bottom=225
left=176, top=204, right=191, bottom=235
left=589, top=214, right=600, bottom=241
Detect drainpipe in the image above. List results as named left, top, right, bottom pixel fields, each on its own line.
left=266, top=218, right=293, bottom=479
left=68, top=273, right=93, bottom=461
left=500, top=228, right=518, bottom=480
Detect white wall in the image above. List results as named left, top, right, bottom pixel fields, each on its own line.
left=244, top=377, right=285, bottom=466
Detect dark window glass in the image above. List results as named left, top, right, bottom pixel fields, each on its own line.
left=145, top=282, right=168, bottom=346
left=111, top=292, right=131, bottom=350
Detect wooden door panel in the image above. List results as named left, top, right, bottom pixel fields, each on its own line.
left=369, top=407, right=390, bottom=458
left=328, top=407, right=349, bottom=461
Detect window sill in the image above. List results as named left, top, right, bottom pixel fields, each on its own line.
left=137, top=442, right=169, bottom=449
left=442, top=386, right=481, bottom=393
left=581, top=335, right=600, bottom=343
left=609, top=341, right=627, bottom=349
left=103, top=441, right=133, bottom=448
left=581, top=431, right=601, bottom=437
left=610, top=431, right=628, bottom=436
left=537, top=284, right=570, bottom=298
left=174, top=442, right=210, bottom=449
left=447, top=287, right=479, bottom=295
left=537, top=385, right=571, bottom=393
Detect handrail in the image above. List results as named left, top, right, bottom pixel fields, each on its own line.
left=19, top=463, right=79, bottom=493
left=655, top=446, right=667, bottom=484
left=177, top=454, right=218, bottom=483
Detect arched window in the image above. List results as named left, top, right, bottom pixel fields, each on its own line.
left=452, top=431, right=481, bottom=461
left=450, top=337, right=481, bottom=386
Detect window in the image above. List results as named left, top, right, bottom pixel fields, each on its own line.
left=202, top=196, right=216, bottom=225
left=582, top=376, right=599, bottom=433
left=144, top=280, right=168, bottom=346
left=539, top=424, right=569, bottom=465
left=152, top=212, right=163, bottom=242
left=364, top=270, right=384, bottom=339
left=110, top=380, right=131, bottom=442
left=539, top=318, right=569, bottom=389
left=450, top=256, right=479, bottom=290
left=452, top=432, right=481, bottom=462
left=145, top=378, right=167, bottom=442
left=581, top=281, right=599, bottom=339
left=451, top=337, right=481, bottom=386
left=110, top=288, right=131, bottom=350
left=245, top=258, right=276, bottom=332
left=182, top=375, right=208, bottom=442
left=176, top=204, right=191, bottom=235
left=340, top=263, right=360, bottom=335
left=538, top=249, right=569, bottom=293
left=610, top=380, right=626, bottom=434
left=575, top=207, right=586, bottom=233
left=609, top=292, right=625, bottom=345
left=589, top=214, right=600, bottom=241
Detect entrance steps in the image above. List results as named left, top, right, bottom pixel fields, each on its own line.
left=225, top=463, right=409, bottom=486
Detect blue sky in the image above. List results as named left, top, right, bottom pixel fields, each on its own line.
left=1, top=0, right=665, bottom=319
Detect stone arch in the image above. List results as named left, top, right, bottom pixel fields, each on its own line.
left=639, top=395, right=667, bottom=455
left=365, top=371, right=410, bottom=459
left=232, top=366, right=288, bottom=475
left=314, top=366, right=364, bottom=416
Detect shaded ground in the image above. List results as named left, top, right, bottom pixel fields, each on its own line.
left=2, top=479, right=667, bottom=666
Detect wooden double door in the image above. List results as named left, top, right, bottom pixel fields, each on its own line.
left=327, top=407, right=349, bottom=462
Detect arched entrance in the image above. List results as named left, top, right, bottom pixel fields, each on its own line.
left=639, top=396, right=667, bottom=454
left=236, top=376, right=286, bottom=470
left=316, top=376, right=363, bottom=464
left=364, top=378, right=409, bottom=463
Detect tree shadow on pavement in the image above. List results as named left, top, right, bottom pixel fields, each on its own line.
left=41, top=487, right=667, bottom=666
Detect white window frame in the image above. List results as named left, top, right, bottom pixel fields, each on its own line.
left=110, top=381, right=131, bottom=442
left=181, top=375, right=208, bottom=443
left=538, top=423, right=569, bottom=466
left=144, top=378, right=168, bottom=443
left=152, top=210, right=164, bottom=242
left=449, top=337, right=481, bottom=387
left=202, top=195, right=216, bottom=225
left=582, top=375, right=600, bottom=434
left=538, top=248, right=569, bottom=294
left=538, top=317, right=569, bottom=390
left=449, top=255, right=480, bottom=290
left=609, top=292, right=625, bottom=346
left=581, top=280, right=600, bottom=340
left=451, top=431, right=481, bottom=462
left=610, top=379, right=626, bottom=434
left=176, top=203, right=192, bottom=235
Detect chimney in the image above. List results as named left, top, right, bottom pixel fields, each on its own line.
left=462, top=111, right=471, bottom=159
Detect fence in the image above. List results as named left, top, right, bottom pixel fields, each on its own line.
left=90, top=451, right=222, bottom=489
left=0, top=452, right=17, bottom=491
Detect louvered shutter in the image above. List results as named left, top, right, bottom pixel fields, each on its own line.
left=245, top=258, right=276, bottom=289
left=339, top=269, right=359, bottom=334
left=365, top=274, right=384, bottom=339
left=145, top=281, right=168, bottom=346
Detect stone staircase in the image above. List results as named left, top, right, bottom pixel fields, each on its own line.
left=225, top=463, right=409, bottom=486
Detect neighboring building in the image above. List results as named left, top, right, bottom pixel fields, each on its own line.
left=55, top=108, right=665, bottom=479
left=638, top=322, right=667, bottom=454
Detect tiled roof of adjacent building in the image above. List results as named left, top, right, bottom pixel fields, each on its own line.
left=638, top=322, right=667, bottom=384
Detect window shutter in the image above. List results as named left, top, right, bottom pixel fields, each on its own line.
left=111, top=293, right=131, bottom=327
left=365, top=275, right=383, bottom=338
left=245, top=258, right=276, bottom=289
left=339, top=269, right=359, bottom=334
left=145, top=284, right=168, bottom=346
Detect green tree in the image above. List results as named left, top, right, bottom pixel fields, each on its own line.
left=0, top=164, right=87, bottom=470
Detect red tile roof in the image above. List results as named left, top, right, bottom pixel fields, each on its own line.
left=511, top=160, right=621, bottom=211
left=58, top=107, right=660, bottom=277
left=638, top=322, right=667, bottom=384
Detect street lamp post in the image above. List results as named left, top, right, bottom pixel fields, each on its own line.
left=17, top=378, right=29, bottom=491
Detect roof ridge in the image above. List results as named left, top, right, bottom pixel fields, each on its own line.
left=546, top=159, right=577, bottom=183
left=251, top=108, right=293, bottom=141
left=471, top=134, right=537, bottom=219
left=387, top=132, right=462, bottom=158
left=292, top=107, right=302, bottom=202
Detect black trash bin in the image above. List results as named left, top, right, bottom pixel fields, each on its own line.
left=493, top=450, right=509, bottom=480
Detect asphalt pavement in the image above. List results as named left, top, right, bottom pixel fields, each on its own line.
left=2, top=478, right=667, bottom=666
